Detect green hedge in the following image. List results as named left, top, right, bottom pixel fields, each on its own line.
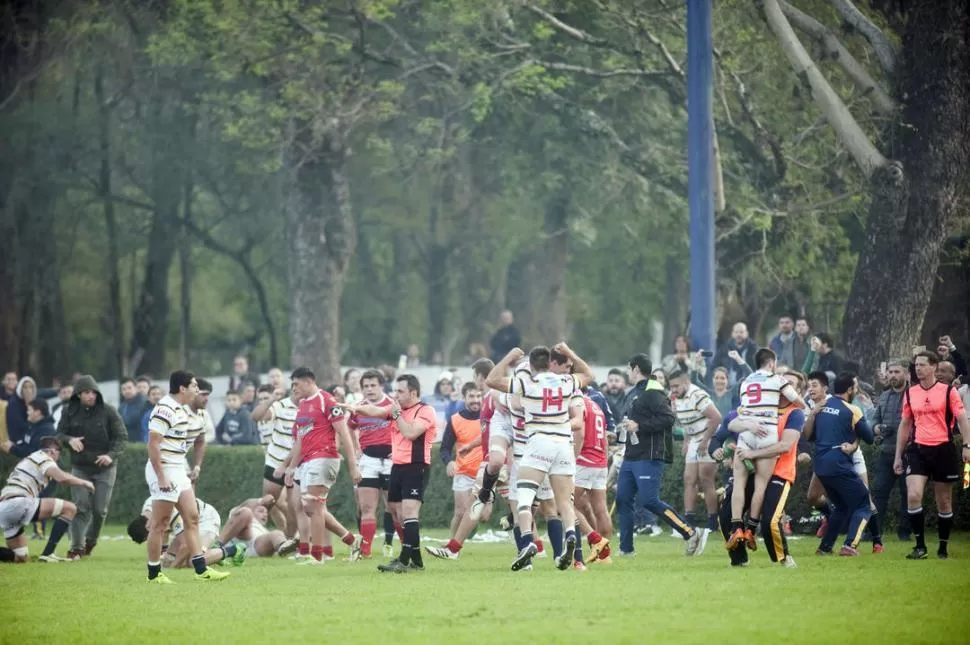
left=2, top=443, right=967, bottom=531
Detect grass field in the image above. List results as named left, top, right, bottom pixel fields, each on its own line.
left=1, top=527, right=967, bottom=645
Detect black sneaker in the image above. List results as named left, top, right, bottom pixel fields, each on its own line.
left=937, top=549, right=949, bottom=560
left=407, top=561, right=425, bottom=571
left=556, top=535, right=576, bottom=571
left=906, top=547, right=928, bottom=560
left=511, top=543, right=538, bottom=571
left=377, top=559, right=409, bottom=573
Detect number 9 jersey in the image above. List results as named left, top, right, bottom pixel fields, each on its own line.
left=738, top=369, right=801, bottom=439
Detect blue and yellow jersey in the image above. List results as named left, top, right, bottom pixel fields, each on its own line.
left=812, top=397, right=874, bottom=477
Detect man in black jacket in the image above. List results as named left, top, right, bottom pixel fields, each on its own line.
left=55, top=375, right=127, bottom=559
left=615, top=353, right=703, bottom=557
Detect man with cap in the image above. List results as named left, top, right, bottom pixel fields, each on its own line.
left=55, top=375, right=127, bottom=559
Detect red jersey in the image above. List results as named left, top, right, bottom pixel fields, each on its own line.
left=480, top=392, right=496, bottom=461
left=349, top=394, right=394, bottom=452
left=293, top=390, right=344, bottom=463
left=577, top=397, right=607, bottom=468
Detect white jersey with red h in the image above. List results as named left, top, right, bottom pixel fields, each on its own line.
left=510, top=371, right=583, bottom=440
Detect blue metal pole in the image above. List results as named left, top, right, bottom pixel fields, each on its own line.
left=686, top=0, right=716, bottom=356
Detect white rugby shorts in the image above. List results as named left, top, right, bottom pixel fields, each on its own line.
left=489, top=411, right=515, bottom=450
left=452, top=474, right=477, bottom=493
left=0, top=496, right=39, bottom=539
left=358, top=454, right=393, bottom=480
left=145, top=462, right=193, bottom=504
left=299, top=458, right=340, bottom=491
left=685, top=435, right=716, bottom=464
left=507, top=458, right=553, bottom=501
left=574, top=465, right=608, bottom=491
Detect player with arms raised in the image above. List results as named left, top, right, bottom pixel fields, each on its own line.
left=144, top=370, right=229, bottom=583
left=727, top=349, right=805, bottom=551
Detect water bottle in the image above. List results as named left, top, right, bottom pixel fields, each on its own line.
left=618, top=417, right=629, bottom=444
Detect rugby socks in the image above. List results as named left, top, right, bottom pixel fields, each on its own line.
left=298, top=541, right=310, bottom=556
left=340, top=531, right=355, bottom=546
left=191, top=553, right=208, bottom=575
left=478, top=467, right=500, bottom=503
left=322, top=545, right=334, bottom=558
left=535, top=538, right=545, bottom=554
left=220, top=543, right=238, bottom=560
left=908, top=508, right=926, bottom=550
left=572, top=524, right=584, bottom=564
left=311, top=545, right=325, bottom=561
left=938, top=512, right=953, bottom=556
left=402, top=518, right=421, bottom=566
left=685, top=511, right=697, bottom=529
left=513, top=526, right=525, bottom=550
left=731, top=519, right=743, bottom=532
left=745, top=517, right=759, bottom=534
left=361, top=519, right=377, bottom=554
left=383, top=511, right=395, bottom=545
left=586, top=530, right=603, bottom=546
left=393, top=522, right=405, bottom=542
left=147, top=561, right=162, bottom=580
left=868, top=512, right=882, bottom=545
left=707, top=514, right=718, bottom=532
left=445, top=538, right=463, bottom=554
left=41, top=517, right=71, bottom=557
left=547, top=518, right=564, bottom=559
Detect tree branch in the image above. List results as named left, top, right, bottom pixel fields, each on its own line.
left=534, top=60, right=675, bottom=78
left=781, top=1, right=896, bottom=116
left=762, top=0, right=887, bottom=178
left=827, top=0, right=897, bottom=75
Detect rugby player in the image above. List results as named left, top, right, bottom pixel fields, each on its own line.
left=804, top=371, right=835, bottom=537
left=726, top=349, right=804, bottom=551
left=254, top=385, right=276, bottom=448
left=668, top=369, right=722, bottom=554
left=0, top=437, right=94, bottom=563
left=894, top=351, right=970, bottom=559
left=804, top=373, right=874, bottom=556
left=487, top=343, right=593, bottom=572
left=284, top=367, right=362, bottom=565
left=225, top=495, right=298, bottom=557
left=440, top=383, right=484, bottom=543
left=128, top=496, right=244, bottom=568
left=144, top=370, right=229, bottom=583
left=573, top=393, right=611, bottom=565
left=253, top=384, right=299, bottom=537
left=184, top=378, right=213, bottom=486
left=347, top=369, right=396, bottom=558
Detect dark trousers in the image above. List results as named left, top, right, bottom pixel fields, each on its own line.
left=616, top=459, right=691, bottom=553
left=70, top=464, right=117, bottom=550
left=871, top=450, right=911, bottom=537
left=718, top=475, right=792, bottom=564
left=818, top=471, right=872, bottom=551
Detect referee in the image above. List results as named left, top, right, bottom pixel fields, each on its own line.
left=894, top=351, right=970, bottom=560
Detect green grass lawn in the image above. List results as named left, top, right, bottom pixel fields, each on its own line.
left=1, top=528, right=966, bottom=645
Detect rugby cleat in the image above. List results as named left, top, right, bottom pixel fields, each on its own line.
left=377, top=559, right=409, bottom=574
left=382, top=544, right=395, bottom=558
left=276, top=538, right=299, bottom=557
left=147, top=573, right=175, bottom=584
left=572, top=561, right=587, bottom=571
left=230, top=546, right=247, bottom=567
left=742, top=529, right=758, bottom=551
left=872, top=543, right=885, bottom=554
left=839, top=545, right=860, bottom=557
left=348, top=535, right=363, bottom=563
left=297, top=557, right=325, bottom=566
left=906, top=547, right=928, bottom=560
left=195, top=567, right=231, bottom=581
left=725, top=528, right=746, bottom=551
left=38, top=554, right=70, bottom=563
left=425, top=545, right=459, bottom=560
left=511, top=543, right=538, bottom=572
left=587, top=536, right=610, bottom=561
left=685, top=529, right=704, bottom=556
left=782, top=555, right=797, bottom=568
left=694, top=528, right=710, bottom=556
left=556, top=535, right=576, bottom=570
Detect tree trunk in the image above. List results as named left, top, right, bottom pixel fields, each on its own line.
left=178, top=179, right=193, bottom=368
left=920, top=238, right=970, bottom=349
left=662, top=255, right=687, bottom=353
left=534, top=190, right=571, bottom=344
left=380, top=231, right=411, bottom=361
left=95, top=65, right=125, bottom=380
left=288, top=134, right=356, bottom=385
left=843, top=1, right=970, bottom=377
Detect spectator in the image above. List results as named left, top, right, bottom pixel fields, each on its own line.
left=871, top=360, right=910, bottom=541
left=267, top=367, right=285, bottom=390
left=51, top=383, right=74, bottom=426
left=55, top=374, right=127, bottom=559
left=135, top=375, right=152, bottom=398
left=489, top=310, right=522, bottom=363
left=217, top=390, right=258, bottom=445
left=709, top=367, right=735, bottom=418
left=936, top=335, right=967, bottom=380
left=378, top=364, right=397, bottom=394
left=769, top=315, right=796, bottom=367
left=792, top=318, right=813, bottom=370
left=814, top=333, right=844, bottom=378
left=1, top=371, right=17, bottom=402
left=651, top=369, right=668, bottom=391
left=139, top=385, right=164, bottom=442
left=240, top=382, right=257, bottom=413
left=344, top=368, right=363, bottom=405
left=2, top=399, right=56, bottom=458
left=663, top=336, right=707, bottom=384
left=117, top=377, right=148, bottom=443
left=604, top=368, right=632, bottom=420
left=328, top=384, right=347, bottom=403
left=405, top=344, right=422, bottom=368
left=422, top=372, right=456, bottom=430
left=464, top=343, right=489, bottom=364
left=6, top=376, right=45, bottom=445
left=229, top=355, right=261, bottom=392
left=712, top=323, right=758, bottom=388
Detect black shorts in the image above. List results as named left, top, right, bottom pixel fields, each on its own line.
left=263, top=464, right=285, bottom=487
left=905, top=442, right=961, bottom=483
left=387, top=463, right=430, bottom=503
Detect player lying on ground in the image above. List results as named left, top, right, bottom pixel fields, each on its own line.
left=128, top=496, right=245, bottom=568
left=0, top=437, right=95, bottom=563
left=225, top=495, right=299, bottom=558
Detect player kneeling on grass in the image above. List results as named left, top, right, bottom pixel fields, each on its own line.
left=128, top=496, right=245, bottom=568
left=225, top=496, right=298, bottom=558
left=726, top=349, right=804, bottom=551
left=0, top=437, right=95, bottom=563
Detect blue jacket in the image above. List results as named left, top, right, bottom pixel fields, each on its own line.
left=10, top=416, right=56, bottom=458
left=811, top=397, right=874, bottom=477
left=585, top=386, right=616, bottom=435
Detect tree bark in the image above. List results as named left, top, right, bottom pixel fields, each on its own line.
left=95, top=64, right=125, bottom=380
left=534, top=190, right=571, bottom=344
left=843, top=1, right=970, bottom=376
left=662, top=255, right=687, bottom=353
left=287, top=134, right=356, bottom=385
left=425, top=200, right=450, bottom=364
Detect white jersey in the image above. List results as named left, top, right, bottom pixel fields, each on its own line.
left=148, top=395, right=193, bottom=466
left=738, top=369, right=800, bottom=428
left=510, top=370, right=584, bottom=440
left=185, top=407, right=212, bottom=445
left=674, top=384, right=714, bottom=437
left=258, top=419, right=274, bottom=447
left=1, top=450, right=56, bottom=499
left=264, top=398, right=298, bottom=469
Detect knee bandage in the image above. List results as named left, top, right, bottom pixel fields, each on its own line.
left=52, top=499, right=64, bottom=516
left=302, top=493, right=328, bottom=505
left=516, top=480, right=541, bottom=512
